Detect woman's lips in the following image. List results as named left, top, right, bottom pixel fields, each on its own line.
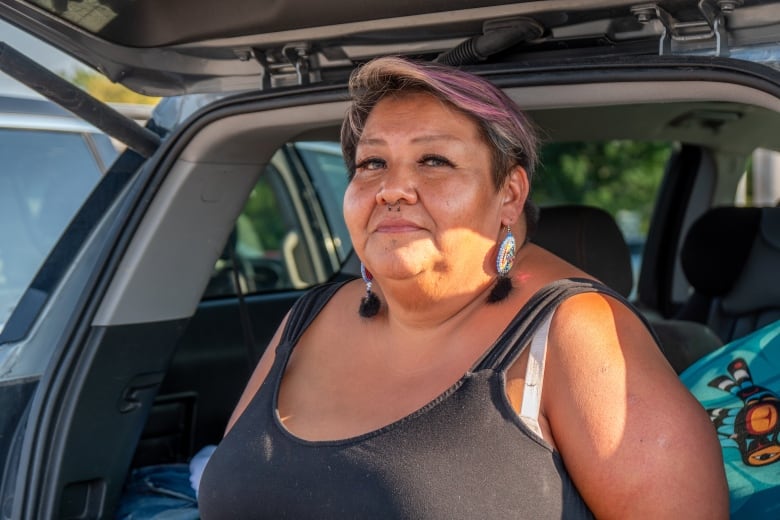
left=374, top=218, right=423, bottom=233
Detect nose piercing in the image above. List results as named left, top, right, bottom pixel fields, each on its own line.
left=386, top=202, right=401, bottom=212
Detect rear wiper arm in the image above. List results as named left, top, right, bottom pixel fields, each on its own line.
left=0, top=41, right=160, bottom=158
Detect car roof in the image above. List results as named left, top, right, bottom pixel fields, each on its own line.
left=0, top=94, right=75, bottom=117
left=2, top=0, right=780, bottom=96
left=0, top=94, right=103, bottom=132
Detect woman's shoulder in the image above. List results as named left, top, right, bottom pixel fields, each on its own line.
left=300, top=278, right=357, bottom=304
left=285, top=278, right=362, bottom=338
left=547, top=281, right=652, bottom=352
left=289, top=278, right=371, bottom=340
left=508, top=272, right=624, bottom=320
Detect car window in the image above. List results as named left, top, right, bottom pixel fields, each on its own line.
left=92, top=131, right=122, bottom=167
left=203, top=141, right=350, bottom=298
left=293, top=142, right=351, bottom=260
left=0, top=128, right=116, bottom=332
left=535, top=140, right=674, bottom=297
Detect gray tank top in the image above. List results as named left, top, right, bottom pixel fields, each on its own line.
left=199, top=278, right=629, bottom=519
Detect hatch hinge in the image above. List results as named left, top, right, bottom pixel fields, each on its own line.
left=248, top=44, right=321, bottom=89
left=631, top=0, right=740, bottom=57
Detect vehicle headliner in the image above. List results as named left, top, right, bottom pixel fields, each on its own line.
left=182, top=80, right=780, bottom=165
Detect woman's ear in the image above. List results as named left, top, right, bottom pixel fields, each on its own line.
left=500, top=166, right=529, bottom=226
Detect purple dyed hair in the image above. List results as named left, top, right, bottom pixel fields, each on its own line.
left=340, top=56, right=540, bottom=234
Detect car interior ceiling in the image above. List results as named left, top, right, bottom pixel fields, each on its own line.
left=50, top=76, right=780, bottom=516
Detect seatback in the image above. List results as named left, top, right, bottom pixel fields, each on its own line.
left=534, top=204, right=722, bottom=373
left=678, top=206, right=780, bottom=343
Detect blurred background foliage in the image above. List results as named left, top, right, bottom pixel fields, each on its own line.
left=243, top=175, right=286, bottom=253
left=68, top=69, right=160, bottom=105
left=536, top=141, right=673, bottom=240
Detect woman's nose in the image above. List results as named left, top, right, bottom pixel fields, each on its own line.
left=375, top=164, right=418, bottom=206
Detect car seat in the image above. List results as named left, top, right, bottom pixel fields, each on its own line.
left=677, top=206, right=780, bottom=343
left=534, top=204, right=722, bottom=373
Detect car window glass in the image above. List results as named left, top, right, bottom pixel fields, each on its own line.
left=535, top=140, right=673, bottom=297
left=293, top=142, right=351, bottom=260
left=0, top=128, right=110, bottom=332
left=92, top=132, right=122, bottom=169
left=203, top=142, right=350, bottom=298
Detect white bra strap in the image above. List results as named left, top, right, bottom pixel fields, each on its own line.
left=518, top=310, right=555, bottom=438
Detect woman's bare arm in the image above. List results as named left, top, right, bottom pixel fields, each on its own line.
left=545, top=292, right=729, bottom=519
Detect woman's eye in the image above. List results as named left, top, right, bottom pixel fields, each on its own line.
left=355, top=158, right=385, bottom=171
left=420, top=155, right=453, bottom=167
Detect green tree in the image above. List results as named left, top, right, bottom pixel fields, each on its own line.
left=535, top=141, right=673, bottom=237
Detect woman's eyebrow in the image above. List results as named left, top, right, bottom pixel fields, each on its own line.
left=411, top=134, right=463, bottom=144
left=356, top=136, right=386, bottom=147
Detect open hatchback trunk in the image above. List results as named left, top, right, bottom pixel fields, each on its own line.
left=1, top=0, right=780, bottom=518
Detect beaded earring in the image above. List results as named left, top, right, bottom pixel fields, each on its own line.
left=488, top=226, right=516, bottom=303
left=359, top=263, right=380, bottom=317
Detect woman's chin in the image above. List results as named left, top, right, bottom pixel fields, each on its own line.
left=371, top=266, right=425, bottom=282
left=365, top=248, right=437, bottom=277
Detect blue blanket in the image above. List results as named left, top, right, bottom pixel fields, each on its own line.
left=681, top=320, right=780, bottom=518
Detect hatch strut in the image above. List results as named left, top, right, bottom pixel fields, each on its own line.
left=0, top=42, right=161, bottom=158
left=253, top=44, right=317, bottom=89
left=435, top=17, right=544, bottom=66
left=631, top=0, right=737, bottom=57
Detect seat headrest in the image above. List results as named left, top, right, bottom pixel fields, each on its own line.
left=681, top=206, right=780, bottom=313
left=722, top=207, right=780, bottom=314
left=681, top=207, right=762, bottom=297
left=532, top=205, right=634, bottom=297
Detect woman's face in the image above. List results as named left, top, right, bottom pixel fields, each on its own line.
left=343, top=92, right=525, bottom=290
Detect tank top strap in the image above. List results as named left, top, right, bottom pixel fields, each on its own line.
left=277, top=280, right=351, bottom=354
left=476, top=277, right=624, bottom=372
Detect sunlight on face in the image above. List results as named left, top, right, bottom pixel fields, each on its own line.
left=343, top=92, right=507, bottom=293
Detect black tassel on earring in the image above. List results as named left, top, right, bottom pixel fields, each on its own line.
left=359, top=263, right=380, bottom=317
left=488, top=276, right=513, bottom=303
left=487, top=226, right=516, bottom=303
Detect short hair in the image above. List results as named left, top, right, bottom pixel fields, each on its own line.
left=340, top=56, right=540, bottom=234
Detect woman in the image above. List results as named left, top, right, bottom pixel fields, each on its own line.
left=199, top=57, right=728, bottom=518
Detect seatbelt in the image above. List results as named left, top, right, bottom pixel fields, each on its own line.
left=228, top=248, right=260, bottom=369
